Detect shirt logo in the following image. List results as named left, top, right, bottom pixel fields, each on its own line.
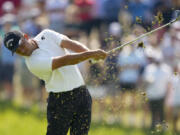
left=41, top=36, right=45, bottom=40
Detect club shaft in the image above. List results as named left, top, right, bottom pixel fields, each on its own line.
left=107, top=19, right=178, bottom=54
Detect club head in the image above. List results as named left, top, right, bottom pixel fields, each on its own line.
left=175, top=10, right=180, bottom=20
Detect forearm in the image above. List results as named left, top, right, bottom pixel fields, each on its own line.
left=69, top=40, right=90, bottom=52
left=61, top=38, right=90, bottom=52
left=52, top=51, right=95, bottom=70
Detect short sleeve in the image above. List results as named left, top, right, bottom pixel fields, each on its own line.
left=43, top=29, right=65, bottom=46
left=25, top=56, right=53, bottom=81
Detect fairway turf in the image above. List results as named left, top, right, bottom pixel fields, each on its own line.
left=0, top=101, right=174, bottom=135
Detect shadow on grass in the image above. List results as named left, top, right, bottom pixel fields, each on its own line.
left=0, top=100, right=46, bottom=120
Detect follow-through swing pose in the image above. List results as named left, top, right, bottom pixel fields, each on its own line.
left=3, top=29, right=107, bottom=135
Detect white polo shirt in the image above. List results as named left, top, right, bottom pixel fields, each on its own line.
left=24, top=29, right=85, bottom=93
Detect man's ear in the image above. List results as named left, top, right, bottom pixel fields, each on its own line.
left=24, top=34, right=29, bottom=40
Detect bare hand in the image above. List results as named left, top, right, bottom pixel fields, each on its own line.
left=92, top=49, right=108, bottom=61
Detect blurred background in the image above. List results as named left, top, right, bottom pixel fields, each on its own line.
left=0, top=0, right=180, bottom=135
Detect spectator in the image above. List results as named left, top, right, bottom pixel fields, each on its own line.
left=172, top=0, right=180, bottom=8
left=0, top=13, right=19, bottom=100
left=118, top=10, right=133, bottom=35
left=117, top=35, right=142, bottom=92
left=21, top=8, right=42, bottom=37
left=141, top=0, right=161, bottom=9
left=88, top=28, right=104, bottom=84
left=16, top=57, right=38, bottom=106
left=103, top=0, right=123, bottom=23
left=64, top=3, right=81, bottom=37
left=127, top=0, right=152, bottom=26
left=0, top=0, right=21, bottom=16
left=117, top=35, right=145, bottom=125
left=152, top=1, right=173, bottom=25
left=45, top=0, right=69, bottom=33
left=74, top=0, right=95, bottom=34
left=21, top=0, right=38, bottom=7
left=171, top=63, right=180, bottom=133
left=91, top=0, right=106, bottom=28
left=143, top=50, right=172, bottom=129
left=104, top=22, right=122, bottom=85
left=161, top=21, right=180, bottom=66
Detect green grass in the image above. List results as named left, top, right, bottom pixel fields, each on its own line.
left=0, top=101, right=174, bottom=135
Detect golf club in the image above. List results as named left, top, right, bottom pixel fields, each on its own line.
left=90, top=10, right=180, bottom=64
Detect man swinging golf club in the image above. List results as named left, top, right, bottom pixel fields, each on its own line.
left=4, top=9, right=180, bottom=135
left=3, top=29, right=107, bottom=135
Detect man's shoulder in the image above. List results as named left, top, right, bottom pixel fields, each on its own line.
left=40, top=29, right=63, bottom=35
left=35, top=29, right=50, bottom=37
left=35, top=29, right=64, bottom=40
left=41, top=29, right=54, bottom=34
left=33, top=29, right=51, bottom=42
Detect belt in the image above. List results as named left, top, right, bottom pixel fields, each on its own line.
left=49, top=85, right=86, bottom=96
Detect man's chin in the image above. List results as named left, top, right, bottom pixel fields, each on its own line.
left=24, top=53, right=31, bottom=56
left=16, top=52, right=30, bottom=56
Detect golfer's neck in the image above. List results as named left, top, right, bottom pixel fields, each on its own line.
left=30, top=39, right=39, bottom=52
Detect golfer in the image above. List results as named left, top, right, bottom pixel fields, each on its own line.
left=3, top=29, right=107, bottom=135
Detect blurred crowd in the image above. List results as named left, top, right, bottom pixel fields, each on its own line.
left=0, top=0, right=180, bottom=132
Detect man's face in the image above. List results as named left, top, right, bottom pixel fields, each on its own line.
left=15, top=37, right=31, bottom=56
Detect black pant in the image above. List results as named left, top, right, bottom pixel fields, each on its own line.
left=46, top=86, right=92, bottom=135
left=149, top=98, right=164, bottom=129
